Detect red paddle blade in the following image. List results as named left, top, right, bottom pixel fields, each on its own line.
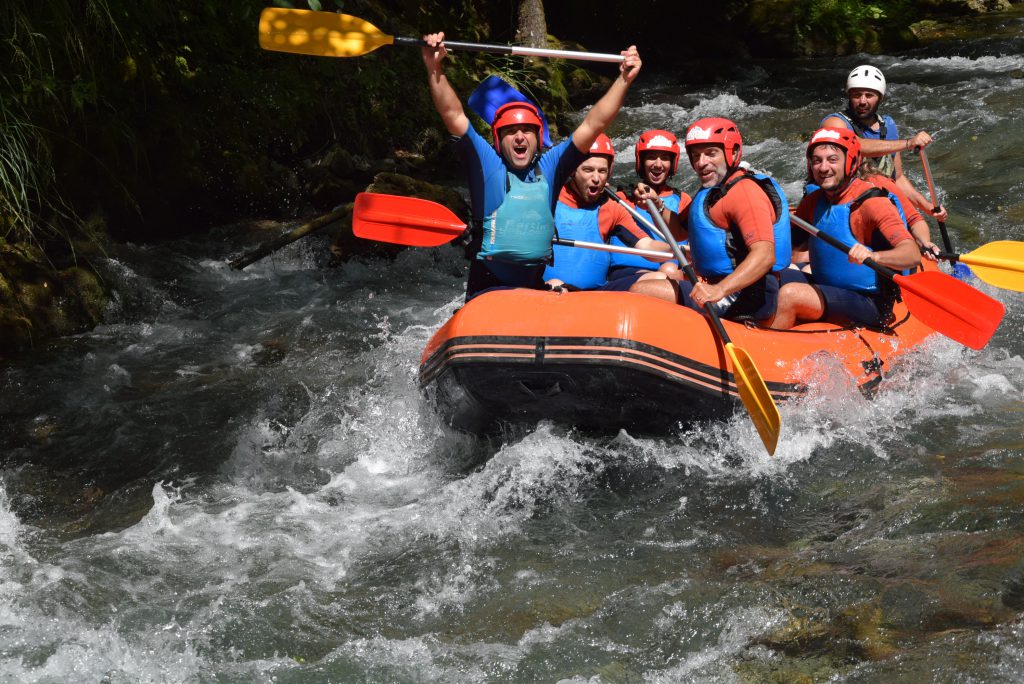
left=894, top=270, right=1005, bottom=350
left=353, top=193, right=466, bottom=247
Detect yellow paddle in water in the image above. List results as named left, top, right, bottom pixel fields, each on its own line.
left=936, top=241, right=1024, bottom=293
left=642, top=199, right=781, bottom=456
left=259, top=8, right=625, bottom=62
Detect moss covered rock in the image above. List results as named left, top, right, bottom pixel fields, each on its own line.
left=0, top=241, right=107, bottom=358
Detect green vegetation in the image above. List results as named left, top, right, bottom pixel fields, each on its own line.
left=791, top=0, right=915, bottom=54
left=0, top=0, right=1011, bottom=354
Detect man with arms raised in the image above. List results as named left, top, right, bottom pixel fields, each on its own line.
left=421, top=32, right=641, bottom=299
left=821, top=65, right=948, bottom=225
left=633, top=118, right=791, bottom=327
left=772, top=128, right=921, bottom=329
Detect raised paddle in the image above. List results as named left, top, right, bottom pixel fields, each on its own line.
left=352, top=192, right=674, bottom=262
left=917, top=148, right=974, bottom=280
left=259, top=8, right=625, bottom=62
left=643, top=199, right=781, bottom=456
left=917, top=148, right=955, bottom=254
left=935, top=241, right=1024, bottom=293
left=789, top=213, right=1004, bottom=350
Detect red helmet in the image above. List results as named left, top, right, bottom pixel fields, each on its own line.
left=587, top=134, right=615, bottom=171
left=807, top=126, right=861, bottom=179
left=634, top=129, right=680, bottom=177
left=684, top=117, right=743, bottom=168
left=491, top=101, right=543, bottom=149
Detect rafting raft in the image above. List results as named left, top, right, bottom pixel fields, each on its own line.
left=419, top=272, right=937, bottom=435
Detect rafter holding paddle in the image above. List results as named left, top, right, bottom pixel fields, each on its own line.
left=789, top=213, right=1004, bottom=350
left=642, top=199, right=781, bottom=456
left=258, top=8, right=625, bottom=62
left=352, top=192, right=674, bottom=261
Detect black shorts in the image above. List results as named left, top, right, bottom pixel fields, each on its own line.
left=466, top=259, right=546, bottom=301
left=676, top=272, right=780, bottom=323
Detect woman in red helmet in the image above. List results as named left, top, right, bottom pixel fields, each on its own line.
left=420, top=32, right=642, bottom=300
left=632, top=118, right=791, bottom=326
left=772, top=127, right=921, bottom=329
left=606, top=129, right=692, bottom=280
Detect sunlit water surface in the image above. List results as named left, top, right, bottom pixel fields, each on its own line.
left=2, top=12, right=1024, bottom=682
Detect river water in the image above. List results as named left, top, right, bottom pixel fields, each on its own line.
left=2, top=12, right=1024, bottom=683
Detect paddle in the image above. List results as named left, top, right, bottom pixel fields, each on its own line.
left=789, top=213, right=1004, bottom=350
left=917, top=148, right=954, bottom=254
left=469, top=76, right=553, bottom=148
left=917, top=148, right=975, bottom=280
left=935, top=241, right=1024, bottom=293
left=642, top=199, right=781, bottom=456
left=353, top=193, right=467, bottom=247
left=603, top=186, right=688, bottom=257
left=259, top=8, right=625, bottom=62
left=352, top=192, right=674, bottom=261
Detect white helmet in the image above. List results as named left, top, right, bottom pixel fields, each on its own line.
left=846, top=65, right=886, bottom=97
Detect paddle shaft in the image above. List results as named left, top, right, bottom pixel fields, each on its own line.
left=603, top=187, right=688, bottom=258
left=642, top=200, right=732, bottom=345
left=554, top=237, right=673, bottom=262
left=790, top=213, right=901, bottom=281
left=644, top=198, right=781, bottom=455
left=395, top=36, right=624, bottom=62
left=604, top=187, right=657, bottom=233
left=917, top=148, right=954, bottom=253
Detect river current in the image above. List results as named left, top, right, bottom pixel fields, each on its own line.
left=2, top=12, right=1024, bottom=683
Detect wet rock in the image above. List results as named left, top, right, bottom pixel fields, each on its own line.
left=1001, top=574, right=1024, bottom=609
left=0, top=241, right=107, bottom=358
left=253, top=338, right=289, bottom=367
left=365, top=172, right=468, bottom=216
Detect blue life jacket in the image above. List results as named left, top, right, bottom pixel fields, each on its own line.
left=823, top=109, right=900, bottom=178
left=478, top=172, right=555, bottom=266
left=609, top=191, right=684, bottom=271
left=689, top=171, right=792, bottom=279
left=543, top=199, right=610, bottom=289
left=808, top=187, right=899, bottom=294
left=805, top=180, right=909, bottom=225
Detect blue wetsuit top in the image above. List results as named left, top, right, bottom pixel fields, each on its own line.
left=453, top=125, right=586, bottom=264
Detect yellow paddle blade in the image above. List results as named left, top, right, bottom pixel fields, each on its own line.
left=725, top=342, right=781, bottom=456
left=960, top=240, right=1024, bottom=292
left=259, top=8, right=394, bottom=58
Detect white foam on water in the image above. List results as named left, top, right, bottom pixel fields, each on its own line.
left=895, top=54, right=1024, bottom=74
left=0, top=483, right=32, bottom=577
left=645, top=605, right=787, bottom=683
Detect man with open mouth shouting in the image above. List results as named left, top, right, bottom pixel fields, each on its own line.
left=543, top=135, right=672, bottom=292
left=421, top=31, right=642, bottom=300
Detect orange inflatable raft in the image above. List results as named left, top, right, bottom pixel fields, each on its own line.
left=419, top=272, right=937, bottom=434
